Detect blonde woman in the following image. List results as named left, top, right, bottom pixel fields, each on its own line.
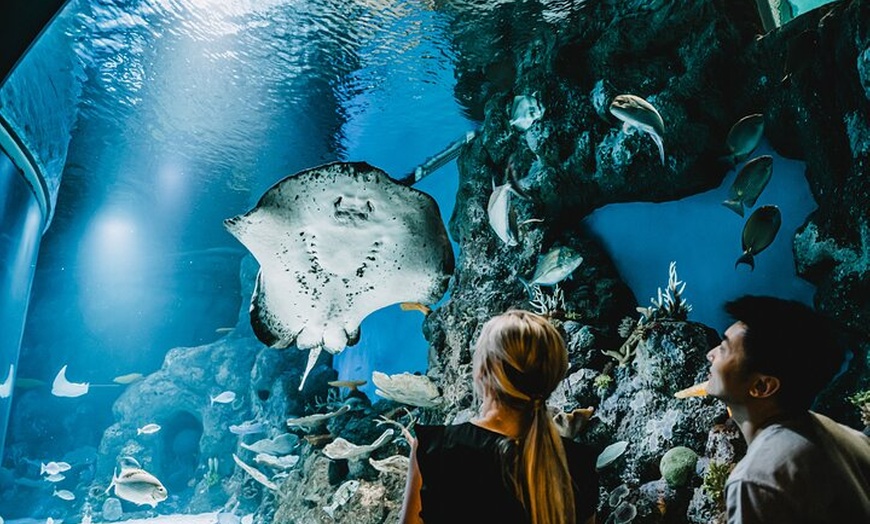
left=400, top=309, right=598, bottom=524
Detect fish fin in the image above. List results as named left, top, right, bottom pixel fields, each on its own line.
left=716, top=153, right=737, bottom=169
left=105, top=468, right=117, bottom=495
left=518, top=218, right=545, bottom=227
left=650, top=132, right=665, bottom=165
left=508, top=208, right=519, bottom=246
left=744, top=194, right=762, bottom=208
left=505, top=161, right=532, bottom=201
left=735, top=252, right=755, bottom=271
left=721, top=200, right=744, bottom=217
left=517, top=277, right=533, bottom=301
left=249, top=270, right=282, bottom=348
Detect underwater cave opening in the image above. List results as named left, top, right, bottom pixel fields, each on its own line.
left=159, top=411, right=203, bottom=495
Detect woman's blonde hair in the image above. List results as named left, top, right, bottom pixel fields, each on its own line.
left=472, top=309, right=576, bottom=524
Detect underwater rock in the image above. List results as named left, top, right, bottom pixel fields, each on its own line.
left=101, top=497, right=122, bottom=521
left=590, top=320, right=722, bottom=486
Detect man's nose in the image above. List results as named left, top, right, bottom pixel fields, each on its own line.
left=706, top=347, right=716, bottom=362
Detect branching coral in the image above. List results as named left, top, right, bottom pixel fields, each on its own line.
left=604, top=261, right=691, bottom=366
left=638, top=261, right=692, bottom=322
left=375, top=409, right=416, bottom=443
left=528, top=283, right=581, bottom=321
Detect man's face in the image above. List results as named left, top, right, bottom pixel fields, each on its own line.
left=706, top=321, right=756, bottom=404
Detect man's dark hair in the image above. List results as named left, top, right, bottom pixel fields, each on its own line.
left=724, top=295, right=847, bottom=411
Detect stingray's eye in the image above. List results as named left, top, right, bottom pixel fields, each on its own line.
left=366, top=201, right=374, bottom=213
left=333, top=196, right=343, bottom=208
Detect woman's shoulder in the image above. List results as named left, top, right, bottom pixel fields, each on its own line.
left=416, top=422, right=501, bottom=448
left=562, top=439, right=599, bottom=469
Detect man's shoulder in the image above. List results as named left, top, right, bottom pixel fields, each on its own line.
left=728, top=417, right=823, bottom=485
left=809, top=411, right=870, bottom=445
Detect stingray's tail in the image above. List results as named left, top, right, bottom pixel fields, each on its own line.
left=399, top=130, right=477, bottom=185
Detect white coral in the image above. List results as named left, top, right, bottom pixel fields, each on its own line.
left=369, top=455, right=410, bottom=475
left=371, top=371, right=442, bottom=408
left=322, top=429, right=394, bottom=462
left=286, top=404, right=350, bottom=431
left=648, top=261, right=692, bottom=321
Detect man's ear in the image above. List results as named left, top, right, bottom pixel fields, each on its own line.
left=749, top=375, right=781, bottom=399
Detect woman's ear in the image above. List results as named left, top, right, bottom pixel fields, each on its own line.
left=749, top=375, right=781, bottom=399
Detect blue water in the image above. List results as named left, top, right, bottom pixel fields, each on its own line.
left=0, top=0, right=824, bottom=519
left=584, top=139, right=816, bottom=335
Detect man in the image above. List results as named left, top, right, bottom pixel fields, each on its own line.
left=706, top=295, right=870, bottom=523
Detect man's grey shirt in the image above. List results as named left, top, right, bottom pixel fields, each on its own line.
left=726, top=411, right=870, bottom=524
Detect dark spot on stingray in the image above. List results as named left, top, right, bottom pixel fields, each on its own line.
left=257, top=390, right=270, bottom=401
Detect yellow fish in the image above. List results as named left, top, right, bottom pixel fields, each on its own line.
left=400, top=302, right=431, bottom=315
left=674, top=380, right=708, bottom=399
left=113, top=373, right=144, bottom=385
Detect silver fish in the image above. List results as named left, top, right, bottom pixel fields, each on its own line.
left=137, top=423, right=161, bottom=435
left=53, top=488, right=75, bottom=501
left=106, top=467, right=168, bottom=508
left=529, top=246, right=584, bottom=286
left=609, top=94, right=665, bottom=165
left=736, top=205, right=781, bottom=271
left=722, top=155, right=773, bottom=216
left=44, top=473, right=65, bottom=482
left=509, top=94, right=545, bottom=132
left=724, top=114, right=764, bottom=165
left=487, top=182, right=519, bottom=246
left=41, top=461, right=71, bottom=475
left=210, top=391, right=236, bottom=405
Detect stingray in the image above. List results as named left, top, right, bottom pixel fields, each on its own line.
left=51, top=365, right=117, bottom=398
left=51, top=365, right=90, bottom=398
left=224, top=161, right=454, bottom=389
left=0, top=364, right=13, bottom=398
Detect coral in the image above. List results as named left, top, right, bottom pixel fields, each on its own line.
left=605, top=261, right=692, bottom=367
left=203, top=456, right=220, bottom=489
left=594, top=373, right=614, bottom=398
left=612, top=501, right=638, bottom=523
left=642, top=408, right=682, bottom=453
left=371, top=371, right=442, bottom=408
left=848, top=390, right=870, bottom=426
left=701, top=460, right=733, bottom=507
left=659, top=446, right=699, bottom=488
left=528, top=283, right=581, bottom=321
left=794, top=220, right=870, bottom=278
left=602, top=330, right=639, bottom=367
left=597, top=441, right=629, bottom=470
left=639, top=261, right=693, bottom=322
left=608, top=483, right=631, bottom=507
